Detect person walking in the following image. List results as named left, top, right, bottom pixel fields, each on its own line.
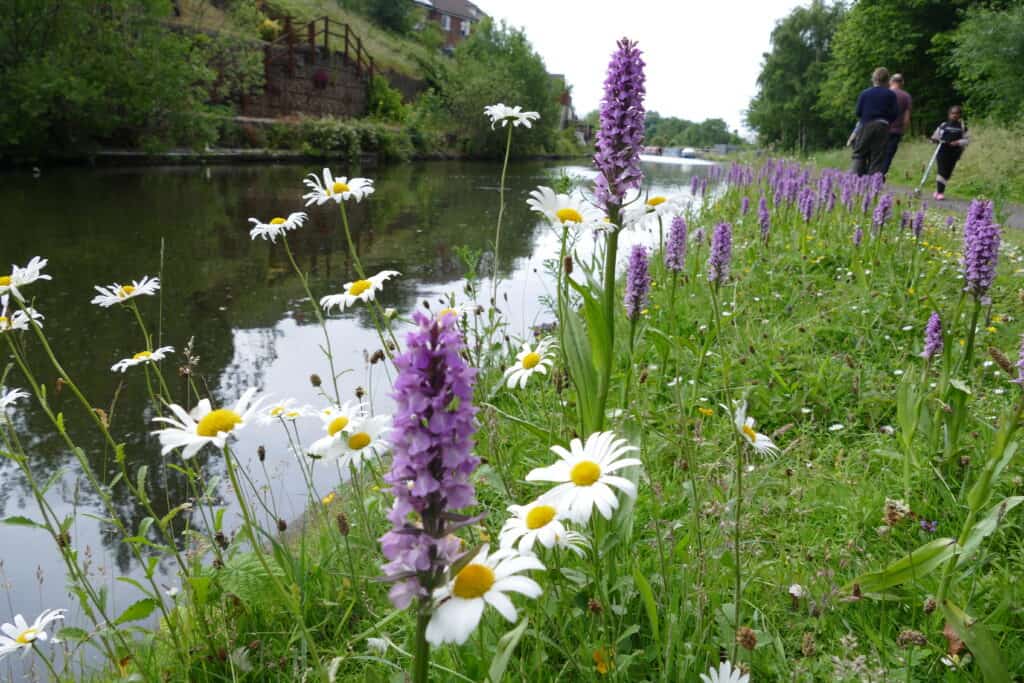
left=930, top=105, right=969, bottom=200
left=881, top=73, right=912, bottom=177
left=850, top=67, right=899, bottom=177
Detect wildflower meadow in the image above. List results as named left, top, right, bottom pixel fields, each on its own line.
left=3, top=38, right=1024, bottom=682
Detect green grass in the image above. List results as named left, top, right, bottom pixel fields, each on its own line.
left=269, top=0, right=437, bottom=80
left=808, top=120, right=1024, bottom=204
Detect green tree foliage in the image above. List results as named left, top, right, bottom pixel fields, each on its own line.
left=0, top=0, right=262, bottom=159
left=818, top=0, right=963, bottom=136
left=416, top=18, right=559, bottom=157
left=645, top=113, right=744, bottom=147
left=362, top=0, right=414, bottom=34
left=745, top=0, right=847, bottom=152
left=945, top=3, right=1024, bottom=125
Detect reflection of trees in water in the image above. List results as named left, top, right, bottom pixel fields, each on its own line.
left=0, top=160, right=703, bottom=577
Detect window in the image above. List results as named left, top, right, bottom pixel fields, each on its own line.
left=441, top=14, right=451, bottom=31
left=460, top=20, right=470, bottom=36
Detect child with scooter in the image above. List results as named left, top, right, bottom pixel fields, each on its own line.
left=929, top=106, right=969, bottom=200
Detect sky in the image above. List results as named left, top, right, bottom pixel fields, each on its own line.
left=478, top=0, right=808, bottom=135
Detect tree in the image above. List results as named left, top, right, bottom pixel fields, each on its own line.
left=818, top=0, right=967, bottom=138
left=364, top=0, right=413, bottom=34
left=945, top=3, right=1024, bottom=124
left=419, top=18, right=559, bottom=157
left=645, top=113, right=744, bottom=147
left=745, top=0, right=847, bottom=152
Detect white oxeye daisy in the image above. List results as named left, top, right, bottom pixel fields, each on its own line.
left=151, top=388, right=265, bottom=460
left=110, top=346, right=174, bottom=373
left=248, top=212, right=308, bottom=242
left=525, top=431, right=642, bottom=525
left=483, top=103, right=540, bottom=129
left=0, top=387, right=29, bottom=411
left=503, top=337, right=556, bottom=389
left=90, top=276, right=160, bottom=308
left=306, top=401, right=368, bottom=460
left=337, top=414, right=390, bottom=468
left=425, top=546, right=544, bottom=646
left=257, top=398, right=313, bottom=425
left=499, top=499, right=577, bottom=555
left=732, top=400, right=779, bottom=457
left=302, top=168, right=374, bottom=205
left=526, top=186, right=605, bottom=230
left=0, top=256, right=51, bottom=302
left=621, top=191, right=683, bottom=228
left=0, top=295, right=43, bottom=333
left=0, top=608, right=65, bottom=660
left=700, top=660, right=749, bottom=683
left=320, top=270, right=400, bottom=312
left=789, top=584, right=805, bottom=599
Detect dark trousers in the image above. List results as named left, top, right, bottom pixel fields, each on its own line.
left=881, top=132, right=902, bottom=176
left=851, top=120, right=890, bottom=176
left=936, top=145, right=962, bottom=193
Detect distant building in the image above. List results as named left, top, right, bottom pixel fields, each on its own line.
left=549, top=74, right=575, bottom=129
left=414, top=0, right=485, bottom=51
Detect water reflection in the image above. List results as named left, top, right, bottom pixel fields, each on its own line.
left=0, top=159, right=714, bottom=646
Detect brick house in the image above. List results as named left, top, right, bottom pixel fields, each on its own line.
left=414, top=0, right=485, bottom=51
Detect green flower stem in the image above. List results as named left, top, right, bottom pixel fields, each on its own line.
left=280, top=235, right=343, bottom=405
left=413, top=599, right=431, bottom=683
left=596, top=214, right=623, bottom=433
left=491, top=124, right=514, bottom=306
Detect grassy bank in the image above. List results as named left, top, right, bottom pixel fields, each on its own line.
left=807, top=120, right=1024, bottom=204
left=0, top=161, right=988, bottom=681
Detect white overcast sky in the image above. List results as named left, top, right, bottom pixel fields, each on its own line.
left=478, top=0, right=807, bottom=134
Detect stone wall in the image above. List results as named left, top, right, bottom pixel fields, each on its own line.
left=241, top=44, right=368, bottom=119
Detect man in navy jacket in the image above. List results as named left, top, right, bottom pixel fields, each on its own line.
left=850, top=67, right=899, bottom=177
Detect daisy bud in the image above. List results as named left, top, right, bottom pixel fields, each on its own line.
left=310, top=373, right=322, bottom=387
left=370, top=349, right=385, bottom=365
left=215, top=531, right=229, bottom=550
left=736, top=626, right=757, bottom=651
left=257, top=445, right=266, bottom=462
left=336, top=512, right=350, bottom=537
left=276, top=518, right=288, bottom=533
left=355, top=386, right=365, bottom=399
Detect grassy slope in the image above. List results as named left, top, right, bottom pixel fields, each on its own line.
left=808, top=121, right=1024, bottom=204
left=268, top=0, right=434, bottom=79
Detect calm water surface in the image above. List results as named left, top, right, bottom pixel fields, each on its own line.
left=0, top=158, right=714, bottom=677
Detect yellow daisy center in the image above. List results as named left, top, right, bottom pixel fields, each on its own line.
left=525, top=504, right=556, bottom=530
left=438, top=307, right=458, bottom=319
left=196, top=409, right=242, bottom=437
left=285, top=410, right=300, bottom=419
left=646, top=196, right=667, bottom=207
left=15, top=628, right=38, bottom=645
left=348, top=279, right=373, bottom=296
left=132, top=351, right=152, bottom=361
left=0, top=275, right=10, bottom=287
left=270, top=406, right=286, bottom=417
left=270, top=217, right=287, bottom=225
left=117, top=285, right=135, bottom=298
left=698, top=407, right=714, bottom=416
left=0, top=316, right=8, bottom=327
left=570, top=460, right=601, bottom=486
left=521, top=352, right=541, bottom=369
left=322, top=492, right=336, bottom=505
left=331, top=181, right=350, bottom=194
left=555, top=207, right=583, bottom=224
left=452, top=563, right=495, bottom=599
left=328, top=416, right=349, bottom=436
left=742, top=424, right=757, bottom=442
left=348, top=432, right=371, bottom=450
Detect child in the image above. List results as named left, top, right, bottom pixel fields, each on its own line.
left=930, top=106, right=969, bottom=200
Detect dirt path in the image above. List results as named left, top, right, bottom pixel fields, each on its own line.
left=891, top=188, right=1024, bottom=229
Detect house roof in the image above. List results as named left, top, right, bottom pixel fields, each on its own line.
left=418, top=0, right=485, bottom=21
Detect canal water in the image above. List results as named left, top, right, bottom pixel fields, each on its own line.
left=0, top=158, right=714, bottom=677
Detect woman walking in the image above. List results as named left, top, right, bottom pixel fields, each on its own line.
left=930, top=105, right=969, bottom=200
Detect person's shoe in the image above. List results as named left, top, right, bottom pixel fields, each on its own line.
left=933, top=192, right=945, bottom=201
